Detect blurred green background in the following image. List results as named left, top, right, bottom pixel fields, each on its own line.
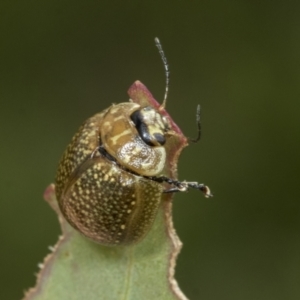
left=1, top=1, right=300, bottom=299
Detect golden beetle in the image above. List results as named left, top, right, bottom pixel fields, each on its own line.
left=55, top=38, right=212, bottom=246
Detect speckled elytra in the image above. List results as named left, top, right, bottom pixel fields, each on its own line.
left=55, top=38, right=212, bottom=246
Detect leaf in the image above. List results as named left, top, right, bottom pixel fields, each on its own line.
left=24, top=81, right=188, bottom=300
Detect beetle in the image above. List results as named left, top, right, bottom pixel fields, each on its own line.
left=55, top=38, right=212, bottom=246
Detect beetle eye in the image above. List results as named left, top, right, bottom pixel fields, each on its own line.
left=130, top=109, right=166, bottom=146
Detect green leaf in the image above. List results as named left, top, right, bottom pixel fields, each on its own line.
left=24, top=81, right=188, bottom=300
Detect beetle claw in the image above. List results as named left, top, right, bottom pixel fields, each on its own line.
left=153, top=176, right=212, bottom=198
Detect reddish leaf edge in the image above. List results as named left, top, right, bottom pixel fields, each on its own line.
left=23, top=185, right=68, bottom=300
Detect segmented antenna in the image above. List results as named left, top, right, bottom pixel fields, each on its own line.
left=189, top=104, right=202, bottom=143
left=154, top=37, right=170, bottom=109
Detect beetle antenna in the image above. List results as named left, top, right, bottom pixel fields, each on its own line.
left=189, top=104, right=202, bottom=143
left=154, top=37, right=169, bottom=110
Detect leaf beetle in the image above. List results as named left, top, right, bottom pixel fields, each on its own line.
left=55, top=38, right=212, bottom=246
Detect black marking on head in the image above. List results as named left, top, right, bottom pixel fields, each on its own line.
left=130, top=109, right=165, bottom=146
left=130, top=110, right=154, bottom=146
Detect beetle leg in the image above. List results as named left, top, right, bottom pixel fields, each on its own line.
left=149, top=176, right=213, bottom=198
left=163, top=187, right=186, bottom=193
left=181, top=181, right=213, bottom=198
